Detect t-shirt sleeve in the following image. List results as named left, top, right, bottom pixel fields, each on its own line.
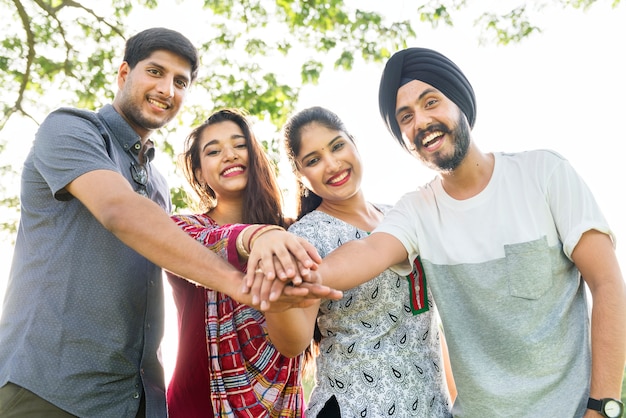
left=545, top=154, right=615, bottom=259
left=33, top=108, right=119, bottom=200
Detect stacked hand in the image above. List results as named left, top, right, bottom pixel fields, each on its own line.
left=241, top=230, right=341, bottom=311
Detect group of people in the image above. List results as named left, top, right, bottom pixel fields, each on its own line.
left=0, top=26, right=623, bottom=418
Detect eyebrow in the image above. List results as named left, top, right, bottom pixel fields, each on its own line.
left=146, top=61, right=191, bottom=84
left=395, top=87, right=439, bottom=118
left=300, top=135, right=343, bottom=163
left=201, top=134, right=246, bottom=152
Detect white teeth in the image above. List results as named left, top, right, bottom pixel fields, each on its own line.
left=148, top=99, right=167, bottom=109
left=422, top=131, right=443, bottom=146
left=328, top=170, right=348, bottom=184
left=222, top=166, right=243, bottom=176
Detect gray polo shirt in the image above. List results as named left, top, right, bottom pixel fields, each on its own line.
left=0, top=105, right=170, bottom=417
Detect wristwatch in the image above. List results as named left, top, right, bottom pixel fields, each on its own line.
left=587, top=397, right=624, bottom=418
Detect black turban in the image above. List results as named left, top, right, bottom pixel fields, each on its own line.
left=378, top=47, right=476, bottom=147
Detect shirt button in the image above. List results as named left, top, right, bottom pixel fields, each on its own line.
left=133, top=392, right=140, bottom=399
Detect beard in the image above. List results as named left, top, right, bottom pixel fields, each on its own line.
left=118, top=95, right=174, bottom=131
left=413, top=112, right=470, bottom=172
left=116, top=76, right=175, bottom=132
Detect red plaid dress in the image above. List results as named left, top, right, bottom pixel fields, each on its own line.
left=166, top=214, right=305, bottom=417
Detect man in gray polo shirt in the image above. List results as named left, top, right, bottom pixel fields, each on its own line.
left=0, top=27, right=336, bottom=418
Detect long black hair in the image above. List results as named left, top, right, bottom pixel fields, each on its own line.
left=282, top=106, right=356, bottom=375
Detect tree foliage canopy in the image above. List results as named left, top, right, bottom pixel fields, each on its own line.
left=0, top=0, right=618, bottom=233
left=2, top=0, right=614, bottom=132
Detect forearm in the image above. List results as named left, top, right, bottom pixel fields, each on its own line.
left=105, top=196, right=249, bottom=302
left=67, top=169, right=250, bottom=302
left=319, top=233, right=407, bottom=291
left=588, top=279, right=626, bottom=399
left=264, top=304, right=318, bottom=358
left=572, top=231, right=626, bottom=400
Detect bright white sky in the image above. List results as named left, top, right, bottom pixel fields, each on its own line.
left=1, top=1, right=624, bottom=383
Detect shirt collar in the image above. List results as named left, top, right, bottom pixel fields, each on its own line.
left=98, top=104, right=155, bottom=163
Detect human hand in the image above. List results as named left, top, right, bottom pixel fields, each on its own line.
left=259, top=284, right=339, bottom=312
left=245, top=268, right=341, bottom=311
left=243, top=230, right=322, bottom=287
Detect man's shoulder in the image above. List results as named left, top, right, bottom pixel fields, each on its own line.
left=496, top=149, right=570, bottom=176
left=46, top=106, right=100, bottom=121
left=40, top=106, right=107, bottom=135
left=499, top=149, right=567, bottom=164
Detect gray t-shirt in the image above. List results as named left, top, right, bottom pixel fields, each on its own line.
left=375, top=150, right=612, bottom=417
left=0, top=105, right=170, bottom=417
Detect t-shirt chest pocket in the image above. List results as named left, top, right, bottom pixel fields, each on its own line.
left=505, top=237, right=554, bottom=300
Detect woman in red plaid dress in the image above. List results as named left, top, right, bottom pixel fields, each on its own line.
left=166, top=108, right=316, bottom=417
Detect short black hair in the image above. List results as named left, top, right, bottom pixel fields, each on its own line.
left=123, top=27, right=199, bottom=83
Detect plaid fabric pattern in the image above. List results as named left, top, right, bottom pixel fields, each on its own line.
left=171, top=214, right=304, bottom=417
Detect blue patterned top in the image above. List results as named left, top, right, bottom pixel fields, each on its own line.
left=289, top=208, right=452, bottom=418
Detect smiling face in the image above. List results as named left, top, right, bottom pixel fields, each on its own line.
left=195, top=120, right=249, bottom=201
left=113, top=50, right=192, bottom=140
left=295, top=122, right=362, bottom=203
left=395, top=79, right=471, bottom=172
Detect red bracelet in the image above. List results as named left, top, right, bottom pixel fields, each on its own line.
left=246, top=225, right=267, bottom=253
left=249, top=225, right=285, bottom=251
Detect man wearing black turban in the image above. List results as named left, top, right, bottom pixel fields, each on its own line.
left=249, top=48, right=626, bottom=418
left=373, top=47, right=624, bottom=418
left=379, top=47, right=476, bottom=150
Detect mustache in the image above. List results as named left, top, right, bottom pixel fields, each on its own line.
left=413, top=123, right=451, bottom=147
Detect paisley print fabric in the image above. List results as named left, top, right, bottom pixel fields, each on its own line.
left=289, top=209, right=452, bottom=417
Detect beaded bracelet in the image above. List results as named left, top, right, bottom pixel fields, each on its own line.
left=248, top=225, right=285, bottom=251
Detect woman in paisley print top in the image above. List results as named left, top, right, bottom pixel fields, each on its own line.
left=281, top=106, right=455, bottom=418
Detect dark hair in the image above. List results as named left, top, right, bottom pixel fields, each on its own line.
left=124, top=27, right=200, bottom=83
left=283, top=106, right=354, bottom=220
left=182, top=108, right=284, bottom=226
